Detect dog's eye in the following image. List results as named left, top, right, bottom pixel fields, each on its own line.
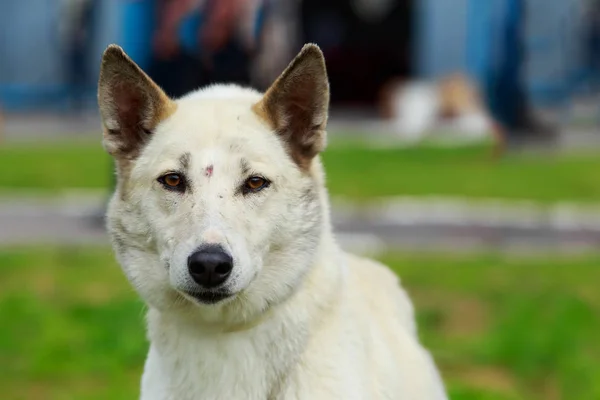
left=158, top=173, right=185, bottom=191
left=163, top=174, right=181, bottom=187
left=243, top=176, right=270, bottom=193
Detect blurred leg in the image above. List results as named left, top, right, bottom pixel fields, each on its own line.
left=488, top=0, right=556, bottom=142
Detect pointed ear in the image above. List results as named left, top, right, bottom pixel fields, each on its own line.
left=98, top=45, right=176, bottom=158
left=253, top=44, right=330, bottom=169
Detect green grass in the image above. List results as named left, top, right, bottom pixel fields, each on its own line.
left=384, top=253, right=600, bottom=400
left=0, top=142, right=112, bottom=193
left=1, top=247, right=599, bottom=399
left=3, top=141, right=600, bottom=202
left=324, top=145, right=600, bottom=203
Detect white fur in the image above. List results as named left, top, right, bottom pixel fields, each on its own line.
left=105, top=82, right=448, bottom=399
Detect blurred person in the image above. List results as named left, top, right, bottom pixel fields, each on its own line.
left=59, top=0, right=98, bottom=112
left=486, top=0, right=557, bottom=144
left=300, top=0, right=413, bottom=106
left=586, top=0, right=600, bottom=86
left=148, top=0, right=269, bottom=97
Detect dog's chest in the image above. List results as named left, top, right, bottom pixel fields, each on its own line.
left=142, top=325, right=290, bottom=400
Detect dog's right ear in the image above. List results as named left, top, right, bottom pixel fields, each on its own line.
left=98, top=45, right=175, bottom=158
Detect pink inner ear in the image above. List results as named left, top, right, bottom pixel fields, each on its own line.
left=114, top=81, right=145, bottom=130
left=205, top=165, right=214, bottom=177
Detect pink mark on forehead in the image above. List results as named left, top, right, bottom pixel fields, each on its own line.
left=205, top=165, right=214, bottom=177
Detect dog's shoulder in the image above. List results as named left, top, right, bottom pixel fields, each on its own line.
left=344, top=252, right=418, bottom=337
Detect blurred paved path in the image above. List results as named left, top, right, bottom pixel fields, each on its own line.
left=3, top=194, right=600, bottom=254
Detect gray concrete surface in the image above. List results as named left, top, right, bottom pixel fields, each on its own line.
left=3, top=194, right=600, bottom=254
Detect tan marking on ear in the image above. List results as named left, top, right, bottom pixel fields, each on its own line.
left=251, top=101, right=272, bottom=128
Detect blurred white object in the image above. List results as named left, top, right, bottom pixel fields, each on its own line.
left=380, top=74, right=496, bottom=141
left=438, top=74, right=492, bottom=137
left=390, top=81, right=440, bottom=140
left=452, top=111, right=491, bottom=138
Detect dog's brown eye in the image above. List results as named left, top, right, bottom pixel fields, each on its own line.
left=244, top=176, right=269, bottom=193
left=164, top=174, right=181, bottom=187
left=158, top=173, right=185, bottom=191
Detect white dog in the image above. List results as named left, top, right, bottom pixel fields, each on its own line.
left=98, top=43, right=448, bottom=400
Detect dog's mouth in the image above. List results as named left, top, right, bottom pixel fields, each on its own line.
left=184, top=290, right=233, bottom=305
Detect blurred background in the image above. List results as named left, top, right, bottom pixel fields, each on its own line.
left=2, top=0, right=600, bottom=399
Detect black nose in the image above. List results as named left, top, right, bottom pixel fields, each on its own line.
left=187, top=246, right=233, bottom=288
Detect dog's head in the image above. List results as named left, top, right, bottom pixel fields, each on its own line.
left=99, top=44, right=330, bottom=324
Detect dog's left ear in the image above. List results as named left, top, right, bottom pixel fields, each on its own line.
left=253, top=44, right=330, bottom=169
